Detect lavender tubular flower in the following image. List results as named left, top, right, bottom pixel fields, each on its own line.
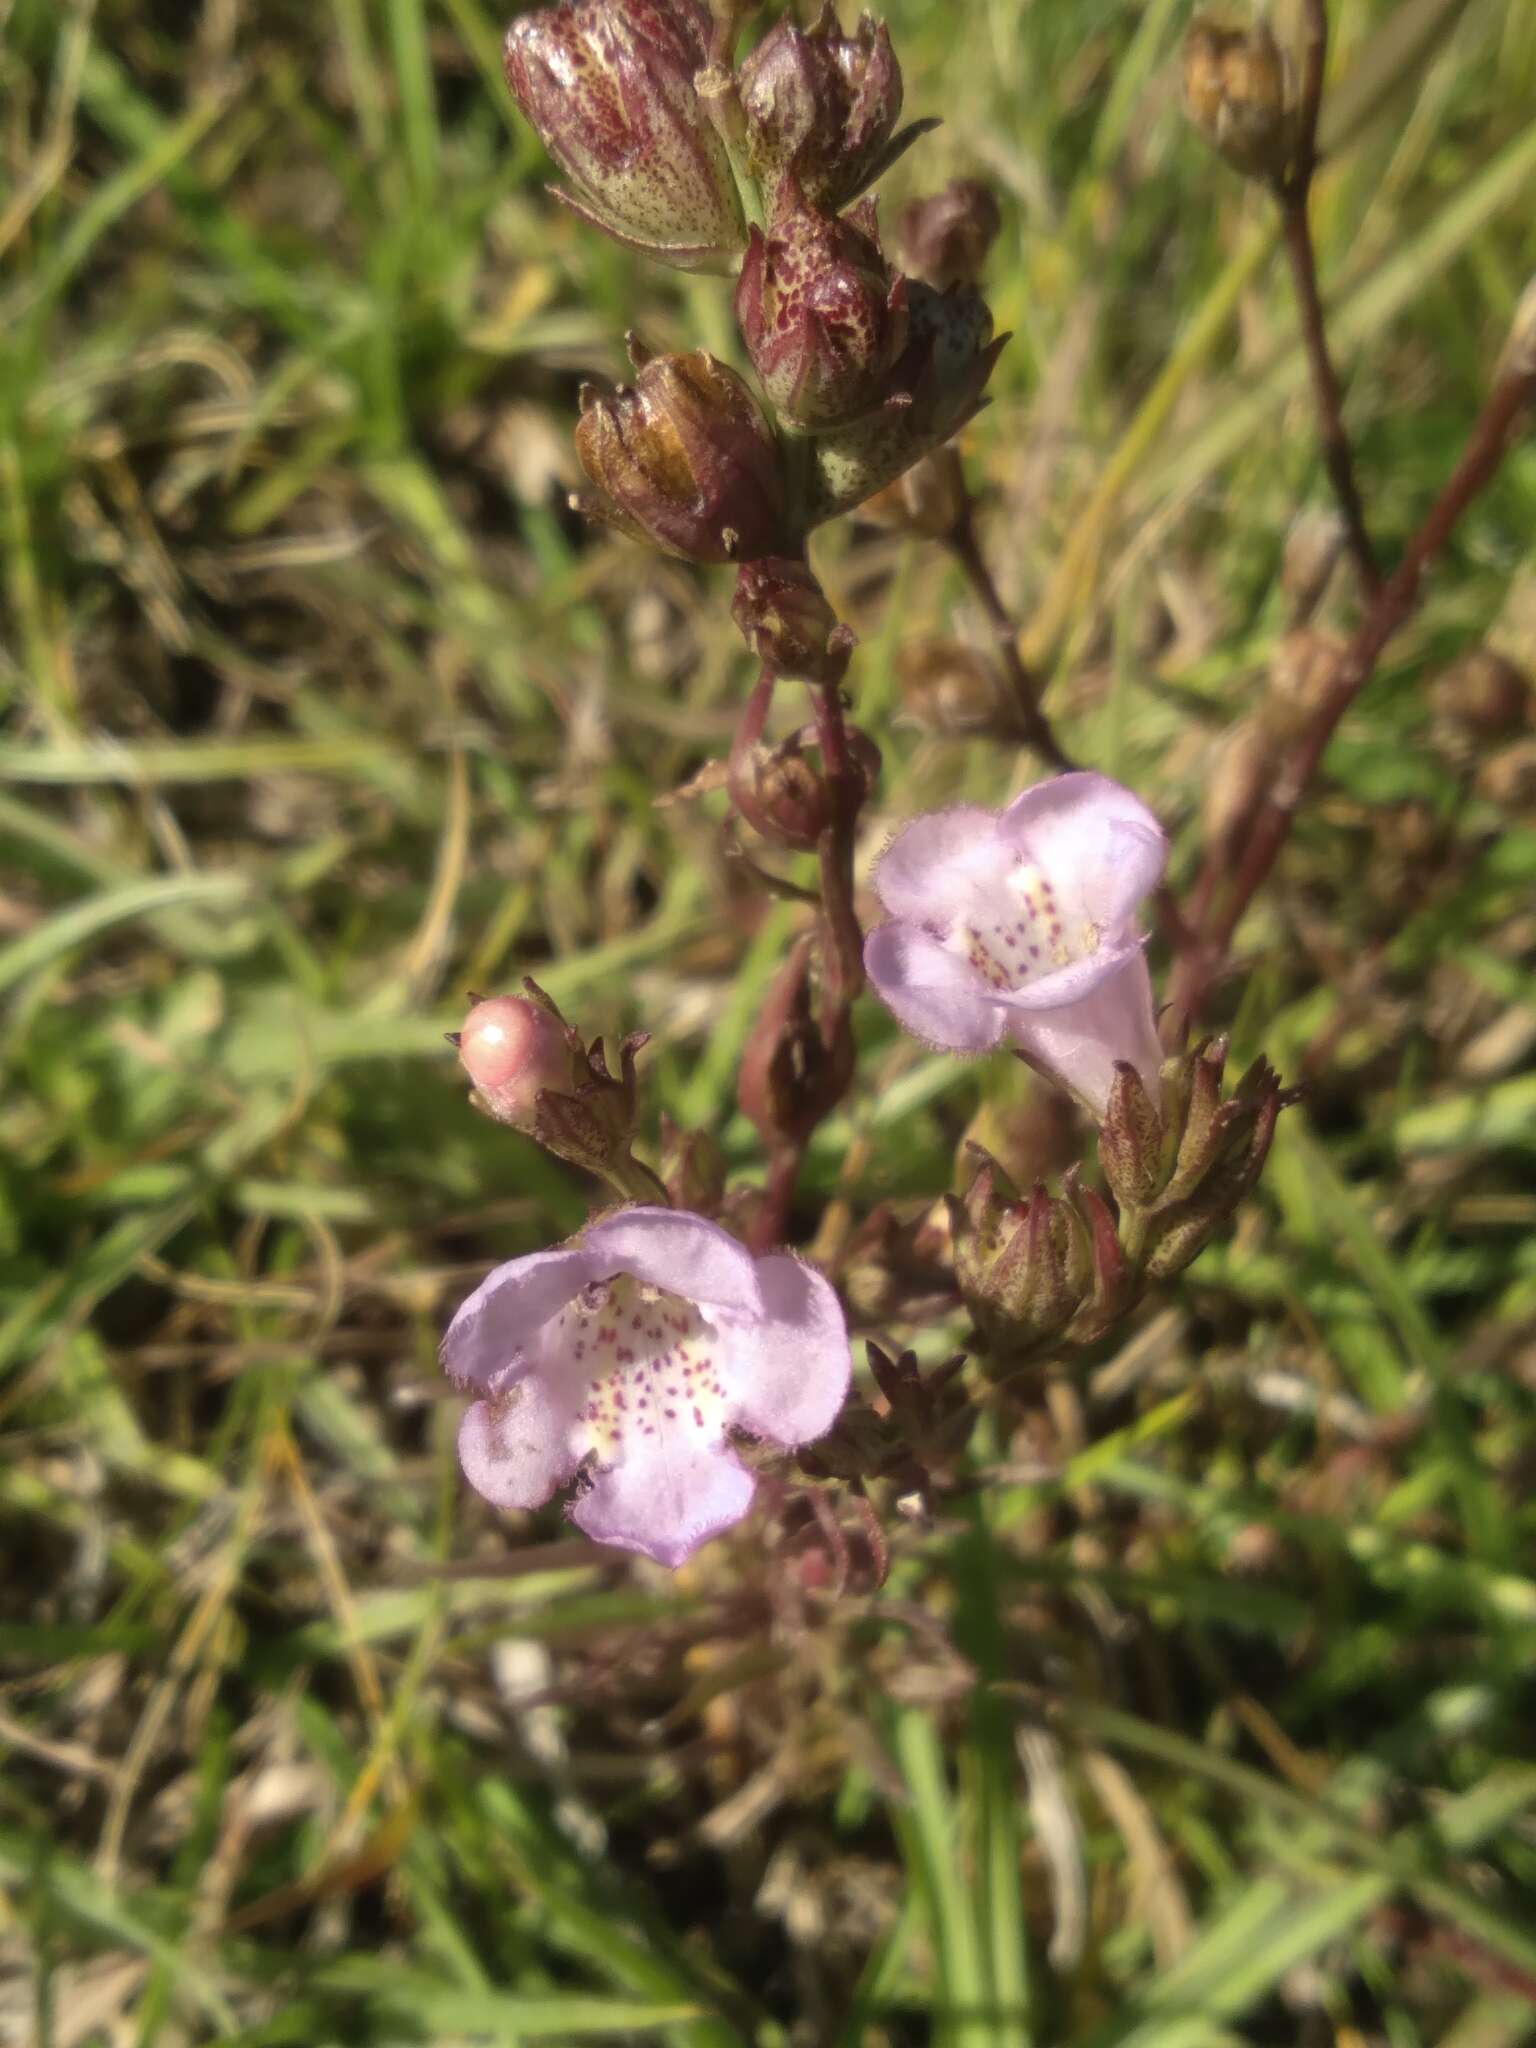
left=864, top=772, right=1168, bottom=1119
left=735, top=198, right=908, bottom=430
left=574, top=343, right=788, bottom=562
left=738, top=2, right=931, bottom=214
left=504, top=0, right=746, bottom=272
left=442, top=1207, right=851, bottom=1566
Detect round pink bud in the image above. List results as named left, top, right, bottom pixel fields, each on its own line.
left=457, top=996, right=571, bottom=1129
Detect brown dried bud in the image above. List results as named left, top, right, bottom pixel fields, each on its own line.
left=737, top=2, right=932, bottom=215
left=898, top=179, right=1002, bottom=290
left=729, top=718, right=879, bottom=849
left=1139, top=1041, right=1298, bottom=1278
left=732, top=557, right=857, bottom=683
left=738, top=936, right=855, bottom=1146
left=573, top=340, right=788, bottom=562
left=504, top=0, right=747, bottom=272
left=858, top=445, right=968, bottom=539
left=735, top=194, right=908, bottom=430
left=658, top=1114, right=728, bottom=1211
left=864, top=1342, right=976, bottom=1478
left=1265, top=627, right=1343, bottom=739
left=1182, top=15, right=1298, bottom=184
left=948, top=1156, right=1091, bottom=1368
left=1202, top=716, right=1272, bottom=863
left=1098, top=1061, right=1170, bottom=1211
left=896, top=638, right=1008, bottom=737
left=1143, top=1074, right=1284, bottom=1278
left=1430, top=646, right=1532, bottom=763
left=1475, top=735, right=1536, bottom=811
left=1280, top=508, right=1346, bottom=620
left=1069, top=1180, right=1137, bottom=1340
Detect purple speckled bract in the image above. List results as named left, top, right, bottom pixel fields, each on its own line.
left=504, top=0, right=745, bottom=272
left=803, top=278, right=1005, bottom=523
left=739, top=6, right=907, bottom=213
left=736, top=200, right=908, bottom=429
left=864, top=772, right=1169, bottom=1117
left=441, top=1207, right=851, bottom=1568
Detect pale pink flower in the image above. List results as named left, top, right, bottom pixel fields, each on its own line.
left=864, top=771, right=1167, bottom=1117
left=442, top=1207, right=850, bottom=1567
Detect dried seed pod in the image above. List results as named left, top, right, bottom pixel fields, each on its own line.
left=896, top=639, right=1008, bottom=736
left=573, top=342, right=788, bottom=562
left=735, top=192, right=908, bottom=430
left=732, top=556, right=857, bottom=683
left=1182, top=14, right=1299, bottom=185
left=504, top=0, right=747, bottom=271
left=805, top=282, right=1005, bottom=524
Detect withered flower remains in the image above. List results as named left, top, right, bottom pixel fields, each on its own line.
left=737, top=2, right=931, bottom=214
left=574, top=339, right=788, bottom=562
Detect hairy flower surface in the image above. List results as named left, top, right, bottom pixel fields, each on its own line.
left=864, top=772, right=1167, bottom=1116
left=504, top=0, right=745, bottom=271
left=443, top=1207, right=850, bottom=1566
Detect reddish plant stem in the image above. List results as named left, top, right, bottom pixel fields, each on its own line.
left=945, top=506, right=1078, bottom=772
left=1279, top=203, right=1381, bottom=598
left=1273, top=0, right=1380, bottom=598
left=753, top=1142, right=806, bottom=1255
left=1172, top=354, right=1536, bottom=1029
left=808, top=675, right=867, bottom=1025
left=734, top=659, right=868, bottom=1254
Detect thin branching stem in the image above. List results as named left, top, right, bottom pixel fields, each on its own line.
left=944, top=504, right=1078, bottom=772
left=1172, top=352, right=1536, bottom=1030
left=1272, top=0, right=1381, bottom=598
left=1278, top=204, right=1381, bottom=597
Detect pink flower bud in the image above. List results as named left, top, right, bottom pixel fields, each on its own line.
left=456, top=995, right=573, bottom=1128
